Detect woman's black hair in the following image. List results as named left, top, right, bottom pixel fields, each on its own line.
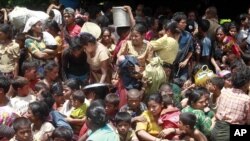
left=51, top=81, right=63, bottom=96
left=67, top=36, right=82, bottom=51
left=51, top=127, right=73, bottom=141
left=86, top=104, right=108, bottom=129
left=96, top=15, right=109, bottom=28
left=64, top=79, right=80, bottom=90
left=147, top=93, right=163, bottom=105
left=101, top=27, right=111, bottom=37
left=46, top=19, right=61, bottom=33
left=29, top=101, right=50, bottom=122
left=79, top=32, right=96, bottom=46
left=215, top=26, right=227, bottom=37
left=39, top=90, right=55, bottom=110
left=164, top=20, right=181, bottom=35
left=186, top=87, right=206, bottom=106
left=131, top=23, right=147, bottom=35
left=44, top=60, right=58, bottom=75
left=75, top=17, right=85, bottom=27
left=34, top=81, right=48, bottom=92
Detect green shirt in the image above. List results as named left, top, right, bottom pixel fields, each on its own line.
left=70, top=103, right=87, bottom=119
left=181, top=106, right=212, bottom=136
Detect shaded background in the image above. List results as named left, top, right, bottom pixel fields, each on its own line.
left=1, top=0, right=249, bottom=20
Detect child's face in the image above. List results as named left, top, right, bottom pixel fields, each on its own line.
left=116, top=121, right=130, bottom=136
left=224, top=78, right=232, bottom=88
left=206, top=82, right=215, bottom=93
left=229, top=27, right=237, bottom=37
left=18, top=84, right=30, bottom=97
left=16, top=126, right=33, bottom=141
left=159, top=85, right=173, bottom=96
left=105, top=102, right=118, bottom=116
left=71, top=98, right=82, bottom=108
left=15, top=39, right=24, bottom=47
left=178, top=121, right=188, bottom=133
left=127, top=97, right=141, bottom=110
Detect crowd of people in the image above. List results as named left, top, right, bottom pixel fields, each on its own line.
left=1, top=0, right=250, bottom=141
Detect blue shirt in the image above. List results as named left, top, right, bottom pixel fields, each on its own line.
left=179, top=31, right=193, bottom=52
left=87, top=124, right=120, bottom=141
left=201, top=36, right=212, bottom=57
left=50, top=110, right=72, bottom=130
left=175, top=31, right=193, bottom=63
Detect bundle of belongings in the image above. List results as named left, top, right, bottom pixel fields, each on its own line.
left=118, top=55, right=142, bottom=90
left=8, top=6, right=49, bottom=30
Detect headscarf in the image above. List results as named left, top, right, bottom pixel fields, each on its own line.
left=23, top=17, right=40, bottom=33
left=52, top=9, right=62, bottom=25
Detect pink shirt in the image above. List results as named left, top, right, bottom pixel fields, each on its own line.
left=67, top=24, right=81, bottom=37
left=216, top=88, right=250, bottom=124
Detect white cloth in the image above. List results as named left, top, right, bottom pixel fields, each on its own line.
left=23, top=17, right=40, bottom=33
left=52, top=9, right=62, bottom=25
left=9, top=7, right=49, bottom=30
left=43, top=31, right=57, bottom=46
left=32, top=122, right=55, bottom=141
left=10, top=94, right=36, bottom=116
left=59, top=100, right=73, bottom=117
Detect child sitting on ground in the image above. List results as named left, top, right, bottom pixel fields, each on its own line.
left=206, top=77, right=224, bottom=112
left=10, top=117, right=33, bottom=141
left=105, top=93, right=120, bottom=124
left=158, top=95, right=180, bottom=140
left=115, top=112, right=139, bottom=141
left=179, top=112, right=208, bottom=141
left=119, top=89, right=147, bottom=128
left=10, top=76, right=36, bottom=116
left=67, top=90, right=87, bottom=135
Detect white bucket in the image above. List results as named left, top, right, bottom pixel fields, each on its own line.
left=112, top=7, right=131, bottom=27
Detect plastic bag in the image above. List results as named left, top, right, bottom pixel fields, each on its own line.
left=143, top=57, right=166, bottom=94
